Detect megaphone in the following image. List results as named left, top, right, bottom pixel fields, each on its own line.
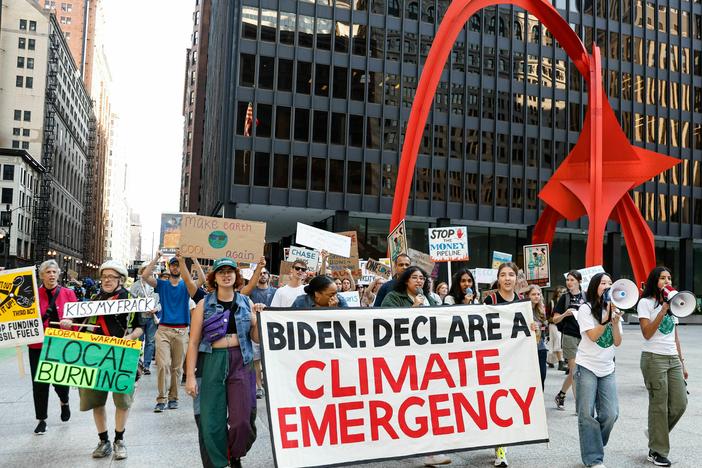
left=661, top=285, right=697, bottom=318
left=603, top=279, right=639, bottom=311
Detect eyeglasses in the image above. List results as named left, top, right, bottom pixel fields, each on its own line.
left=261, top=271, right=269, bottom=275
left=410, top=275, right=425, bottom=281
left=292, top=266, right=306, bottom=272
left=100, top=275, right=120, bottom=281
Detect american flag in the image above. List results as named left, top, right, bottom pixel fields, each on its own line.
left=244, top=102, right=254, bottom=136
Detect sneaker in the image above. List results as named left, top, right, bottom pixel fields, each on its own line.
left=113, top=440, right=128, bottom=460
left=167, top=400, right=179, bottom=410
left=154, top=403, right=166, bottom=413
left=589, top=464, right=606, bottom=468
left=33, top=420, right=47, bottom=435
left=555, top=392, right=566, bottom=410
left=547, top=362, right=555, bottom=368
left=60, top=403, right=71, bottom=422
left=558, top=361, right=567, bottom=371
left=423, top=453, right=452, bottom=466
left=143, top=368, right=151, bottom=375
left=256, top=388, right=265, bottom=399
left=647, top=451, right=671, bottom=467
left=494, top=447, right=508, bottom=467
left=231, top=459, right=243, bottom=468
left=92, top=440, right=112, bottom=458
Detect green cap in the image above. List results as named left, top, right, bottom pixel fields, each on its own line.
left=212, top=257, right=238, bottom=272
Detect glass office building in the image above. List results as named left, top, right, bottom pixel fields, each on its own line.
left=201, top=0, right=702, bottom=294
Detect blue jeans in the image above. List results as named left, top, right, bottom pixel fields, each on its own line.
left=574, top=365, right=619, bottom=466
left=141, top=317, right=157, bottom=367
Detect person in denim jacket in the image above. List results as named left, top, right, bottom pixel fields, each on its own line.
left=184, top=258, right=264, bottom=468
left=290, top=275, right=349, bottom=308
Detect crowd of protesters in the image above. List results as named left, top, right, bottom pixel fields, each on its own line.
left=24, top=247, right=689, bottom=468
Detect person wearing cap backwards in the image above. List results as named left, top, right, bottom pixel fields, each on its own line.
left=79, top=260, right=144, bottom=460
left=141, top=251, right=192, bottom=412
left=185, top=257, right=264, bottom=468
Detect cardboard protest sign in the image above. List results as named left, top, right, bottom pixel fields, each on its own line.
left=179, top=214, right=266, bottom=262
left=473, top=268, right=499, bottom=285
left=328, top=231, right=360, bottom=279
left=524, top=244, right=550, bottom=287
left=565, top=265, right=605, bottom=289
left=387, top=220, right=408, bottom=263
left=358, top=261, right=376, bottom=285
left=365, top=259, right=392, bottom=280
left=0, top=266, right=43, bottom=348
left=160, top=213, right=187, bottom=255
left=63, top=298, right=156, bottom=319
left=34, top=328, right=141, bottom=394
left=287, top=246, right=320, bottom=272
left=379, top=258, right=391, bottom=267
left=491, top=251, right=512, bottom=269
left=407, top=248, right=435, bottom=277
left=337, top=291, right=360, bottom=307
left=428, top=226, right=469, bottom=262
left=296, top=223, right=351, bottom=258
left=259, top=302, right=547, bottom=468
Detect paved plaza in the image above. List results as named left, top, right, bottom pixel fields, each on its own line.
left=0, top=325, right=700, bottom=468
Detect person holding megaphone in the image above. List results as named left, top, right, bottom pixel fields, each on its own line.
left=637, top=267, right=688, bottom=467
left=573, top=272, right=623, bottom=468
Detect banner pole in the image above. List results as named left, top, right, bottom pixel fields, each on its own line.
left=447, top=261, right=452, bottom=289
left=16, top=346, right=25, bottom=377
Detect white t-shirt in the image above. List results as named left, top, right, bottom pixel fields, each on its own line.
left=575, top=303, right=623, bottom=377
left=636, top=297, right=678, bottom=356
left=270, top=284, right=306, bottom=308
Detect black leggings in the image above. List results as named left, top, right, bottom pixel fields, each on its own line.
left=28, top=347, right=70, bottom=420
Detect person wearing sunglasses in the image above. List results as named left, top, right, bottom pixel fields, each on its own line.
left=270, top=259, right=308, bottom=308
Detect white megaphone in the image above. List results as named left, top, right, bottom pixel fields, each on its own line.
left=661, top=285, right=697, bottom=318
left=603, top=279, right=639, bottom=311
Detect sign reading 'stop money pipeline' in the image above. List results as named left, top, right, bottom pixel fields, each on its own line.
left=34, top=328, right=141, bottom=394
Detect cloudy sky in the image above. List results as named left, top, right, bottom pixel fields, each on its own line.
left=102, top=0, right=194, bottom=259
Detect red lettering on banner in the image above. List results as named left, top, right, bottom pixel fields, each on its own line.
left=489, top=389, right=513, bottom=427
left=398, top=396, right=428, bottom=438
left=447, top=350, right=473, bottom=387
left=358, top=358, right=369, bottom=395
left=476, top=349, right=501, bottom=385
left=453, top=391, right=488, bottom=431
left=300, top=405, right=338, bottom=447
left=368, top=400, right=399, bottom=440
left=511, top=387, right=536, bottom=424
left=428, top=393, right=454, bottom=435
left=372, top=356, right=418, bottom=393
left=338, top=401, right=365, bottom=444
left=278, top=407, right=299, bottom=448
left=420, top=353, right=456, bottom=390
left=296, top=360, right=325, bottom=399
left=331, top=360, right=355, bottom=397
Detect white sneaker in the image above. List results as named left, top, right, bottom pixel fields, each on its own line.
left=590, top=464, right=606, bottom=468
left=494, top=447, right=508, bottom=467
left=423, top=453, right=452, bottom=466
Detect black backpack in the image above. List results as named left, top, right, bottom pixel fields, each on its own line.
left=555, top=293, right=572, bottom=332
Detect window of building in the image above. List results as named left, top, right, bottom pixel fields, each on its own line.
left=280, top=12, right=295, bottom=45
left=275, top=106, right=291, bottom=139
left=258, top=56, right=274, bottom=89
left=14, top=110, right=22, bottom=120
left=312, top=111, right=328, bottom=143
left=273, top=154, right=289, bottom=188
left=29, top=20, right=36, bottom=31
left=23, top=111, right=31, bottom=121
left=12, top=141, right=20, bottom=149
left=25, top=77, right=33, bottom=89
left=333, top=66, right=347, bottom=99
left=242, top=6, right=258, bottom=39
left=3, top=165, right=15, bottom=181
left=20, top=19, right=27, bottom=30
left=255, top=104, right=272, bottom=137
left=278, top=58, right=293, bottom=91
left=349, top=115, right=364, bottom=147
left=260, top=9, right=277, bottom=42
left=292, top=156, right=307, bottom=189
left=294, top=109, right=310, bottom=141
left=13, top=128, right=21, bottom=136
left=28, top=39, right=36, bottom=50
left=298, top=15, right=314, bottom=47
left=314, top=64, right=329, bottom=96
left=310, top=158, right=326, bottom=191
left=296, top=61, right=311, bottom=94
left=16, top=76, right=23, bottom=87
left=17, top=57, right=25, bottom=68
left=26, top=58, right=34, bottom=69
left=317, top=18, right=332, bottom=50
left=330, top=113, right=346, bottom=145
left=253, top=152, right=270, bottom=186
left=350, top=69, right=365, bottom=101
left=364, top=162, right=380, bottom=195
left=347, top=160, right=361, bottom=194
left=21, top=142, right=29, bottom=150
left=239, top=54, right=255, bottom=86
left=233, top=150, right=250, bottom=184
left=1, top=188, right=13, bottom=204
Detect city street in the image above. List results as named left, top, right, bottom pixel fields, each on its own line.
left=0, top=325, right=700, bottom=468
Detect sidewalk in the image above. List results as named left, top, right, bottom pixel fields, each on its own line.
left=0, top=326, right=700, bottom=467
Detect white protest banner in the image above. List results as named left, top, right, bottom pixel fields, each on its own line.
left=473, top=268, right=499, bottom=285
left=63, top=298, right=157, bottom=319
left=296, top=223, right=351, bottom=258
left=524, top=244, right=550, bottom=287
left=0, top=266, right=43, bottom=348
left=491, top=251, right=512, bottom=269
left=239, top=264, right=257, bottom=281
left=260, top=302, right=547, bottom=468
left=564, top=265, right=605, bottom=289
left=428, top=226, right=469, bottom=262
left=287, top=245, right=320, bottom=271
left=337, top=291, right=360, bottom=307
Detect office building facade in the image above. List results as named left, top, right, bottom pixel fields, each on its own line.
left=200, top=0, right=702, bottom=295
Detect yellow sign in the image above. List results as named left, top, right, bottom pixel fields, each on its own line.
left=0, top=266, right=43, bottom=348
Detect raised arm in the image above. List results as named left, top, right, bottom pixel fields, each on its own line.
left=141, top=251, right=161, bottom=288
left=177, top=250, right=200, bottom=298
left=318, top=250, right=329, bottom=276
left=240, top=257, right=266, bottom=296
left=192, top=257, right=206, bottom=288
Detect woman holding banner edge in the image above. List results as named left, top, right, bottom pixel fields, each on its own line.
left=185, top=257, right=264, bottom=468
left=29, top=259, right=77, bottom=435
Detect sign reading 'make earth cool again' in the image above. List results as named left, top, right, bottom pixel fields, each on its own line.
left=178, top=214, right=267, bottom=262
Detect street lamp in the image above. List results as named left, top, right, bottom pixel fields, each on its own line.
left=0, top=228, right=8, bottom=268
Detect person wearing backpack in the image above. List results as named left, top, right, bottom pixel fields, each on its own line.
left=553, top=270, right=586, bottom=410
